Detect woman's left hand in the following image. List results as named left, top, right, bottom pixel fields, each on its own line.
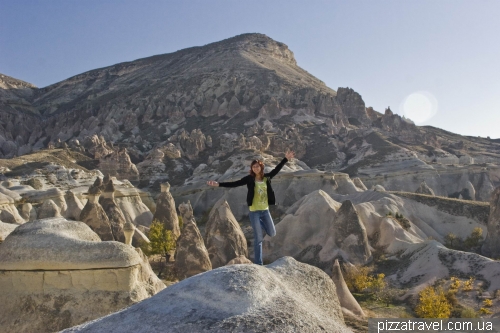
left=285, top=150, right=295, bottom=160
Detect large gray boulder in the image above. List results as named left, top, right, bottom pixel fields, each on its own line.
left=482, top=186, right=500, bottom=258
left=0, top=218, right=165, bottom=333
left=203, top=198, right=248, bottom=268
left=152, top=182, right=180, bottom=238
left=62, top=257, right=351, bottom=333
left=263, top=190, right=371, bottom=273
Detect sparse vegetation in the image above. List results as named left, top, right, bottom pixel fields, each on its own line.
left=463, top=277, right=475, bottom=291
left=386, top=211, right=411, bottom=230
left=460, top=307, right=479, bottom=318
left=479, top=307, right=492, bottom=315
left=444, top=228, right=484, bottom=252
left=415, top=286, right=451, bottom=318
left=178, top=216, right=183, bottom=229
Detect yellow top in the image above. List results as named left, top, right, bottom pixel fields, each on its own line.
left=249, top=178, right=269, bottom=211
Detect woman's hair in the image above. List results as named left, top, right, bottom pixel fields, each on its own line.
left=249, top=160, right=265, bottom=178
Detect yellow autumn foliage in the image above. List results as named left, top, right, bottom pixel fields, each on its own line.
left=415, top=286, right=451, bottom=318
left=343, top=266, right=386, bottom=293
left=483, top=299, right=493, bottom=307
left=463, top=277, right=475, bottom=291
left=449, top=276, right=461, bottom=291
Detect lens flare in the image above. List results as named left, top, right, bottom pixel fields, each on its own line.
left=400, top=91, right=438, bottom=124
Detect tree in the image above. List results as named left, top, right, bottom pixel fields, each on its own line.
left=464, top=227, right=483, bottom=250
left=444, top=233, right=459, bottom=249
left=376, top=285, right=400, bottom=307
left=141, top=220, right=177, bottom=277
left=415, top=286, right=451, bottom=318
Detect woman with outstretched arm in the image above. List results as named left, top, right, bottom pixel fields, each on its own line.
left=207, top=151, right=295, bottom=265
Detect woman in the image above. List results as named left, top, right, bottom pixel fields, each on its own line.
left=207, top=151, right=295, bottom=265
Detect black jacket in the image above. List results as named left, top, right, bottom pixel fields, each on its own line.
left=219, top=158, right=288, bottom=207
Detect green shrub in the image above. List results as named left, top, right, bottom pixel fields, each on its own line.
left=460, top=307, right=479, bottom=318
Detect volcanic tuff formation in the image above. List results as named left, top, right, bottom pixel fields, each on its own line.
left=1, top=33, right=499, bottom=202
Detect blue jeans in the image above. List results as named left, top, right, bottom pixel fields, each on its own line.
left=249, top=209, right=276, bottom=265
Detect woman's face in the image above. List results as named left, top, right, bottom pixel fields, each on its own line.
left=252, top=163, right=262, bottom=174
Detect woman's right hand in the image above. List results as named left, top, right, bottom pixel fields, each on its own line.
left=207, top=180, right=219, bottom=187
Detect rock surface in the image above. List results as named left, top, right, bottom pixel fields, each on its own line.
left=0, top=217, right=164, bottom=333
left=63, top=257, right=351, bottom=333
left=204, top=198, right=248, bottom=268
left=99, top=180, right=126, bottom=242
left=482, top=186, right=500, bottom=258
left=331, top=259, right=365, bottom=317
left=263, top=190, right=370, bottom=273
left=174, top=219, right=212, bottom=280
left=80, top=189, right=114, bottom=241
left=415, top=181, right=435, bottom=196
left=0, top=220, right=17, bottom=241
left=152, top=182, right=180, bottom=238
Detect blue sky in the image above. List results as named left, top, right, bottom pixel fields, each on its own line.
left=1, top=0, right=499, bottom=138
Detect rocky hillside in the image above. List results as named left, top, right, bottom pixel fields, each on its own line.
left=1, top=33, right=499, bottom=200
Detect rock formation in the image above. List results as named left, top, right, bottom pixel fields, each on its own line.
left=37, top=199, right=63, bottom=219
left=64, top=190, right=84, bottom=220
left=203, top=198, right=248, bottom=268
left=352, top=177, right=368, bottom=191
left=330, top=259, right=365, bottom=317
left=415, top=181, right=435, bottom=196
left=175, top=202, right=211, bottom=279
left=20, top=202, right=37, bottom=221
left=393, top=240, right=500, bottom=294
left=114, top=187, right=153, bottom=228
left=226, top=255, right=252, bottom=265
left=333, top=200, right=372, bottom=265
left=99, top=148, right=139, bottom=181
left=0, top=217, right=164, bottom=333
left=482, top=186, right=500, bottom=258
left=123, top=220, right=135, bottom=246
left=61, top=257, right=350, bottom=333
left=263, top=190, right=370, bottom=273
left=152, top=182, right=180, bottom=238
left=99, top=179, right=126, bottom=242
left=80, top=184, right=114, bottom=241
left=0, top=220, right=17, bottom=241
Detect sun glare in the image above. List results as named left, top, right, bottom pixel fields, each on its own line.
left=400, top=91, right=438, bottom=124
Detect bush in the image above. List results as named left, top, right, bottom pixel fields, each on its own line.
left=483, top=299, right=493, bottom=307
left=464, top=227, right=483, bottom=250
left=463, top=277, right=475, bottom=291
left=343, top=265, right=386, bottom=293
left=449, top=276, right=461, bottom=291
left=415, top=286, right=451, bottom=318
left=479, top=307, right=493, bottom=315
left=444, top=228, right=484, bottom=251
left=460, top=307, right=479, bottom=318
